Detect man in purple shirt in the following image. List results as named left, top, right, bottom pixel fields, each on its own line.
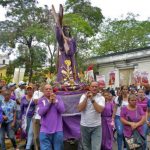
left=38, top=84, right=65, bottom=150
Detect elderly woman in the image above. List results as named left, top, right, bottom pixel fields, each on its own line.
left=120, top=94, right=145, bottom=149
left=0, top=90, right=19, bottom=150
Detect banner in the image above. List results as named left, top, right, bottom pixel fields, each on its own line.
left=13, top=68, right=25, bottom=84
left=133, top=70, right=149, bottom=85
left=141, top=71, right=149, bottom=84
left=133, top=70, right=141, bottom=84
left=109, top=71, right=115, bottom=85
left=85, top=70, right=94, bottom=82
left=96, top=75, right=105, bottom=88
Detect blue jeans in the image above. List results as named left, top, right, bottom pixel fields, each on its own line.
left=115, top=116, right=124, bottom=150
left=143, top=122, right=147, bottom=137
left=26, top=117, right=33, bottom=149
left=144, top=118, right=150, bottom=149
left=0, top=121, right=17, bottom=150
left=39, top=131, right=64, bottom=150
left=80, top=125, right=102, bottom=150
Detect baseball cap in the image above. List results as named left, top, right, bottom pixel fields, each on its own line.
left=7, top=82, right=16, bottom=88
left=18, top=81, right=26, bottom=86
left=26, top=85, right=33, bottom=90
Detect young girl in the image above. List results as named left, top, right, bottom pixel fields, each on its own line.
left=112, top=85, right=129, bottom=150
left=101, top=90, right=114, bottom=150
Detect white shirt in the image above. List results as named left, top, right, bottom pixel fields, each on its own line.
left=33, top=90, right=44, bottom=119
left=115, top=96, right=128, bottom=116
left=79, top=93, right=105, bottom=127
left=15, top=87, right=25, bottom=111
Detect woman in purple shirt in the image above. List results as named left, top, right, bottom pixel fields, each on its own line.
left=20, top=85, right=35, bottom=150
left=137, top=88, right=148, bottom=138
left=137, top=88, right=148, bottom=113
left=120, top=94, right=145, bottom=141
left=101, top=91, right=114, bottom=150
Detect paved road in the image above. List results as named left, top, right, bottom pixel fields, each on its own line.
left=7, top=141, right=118, bottom=150
left=7, top=139, right=150, bottom=150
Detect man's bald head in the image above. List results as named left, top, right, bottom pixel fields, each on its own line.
left=43, top=84, right=53, bottom=98
left=89, top=81, right=99, bottom=95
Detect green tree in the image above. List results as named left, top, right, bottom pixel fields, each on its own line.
left=0, top=0, right=49, bottom=81
left=65, top=0, right=104, bottom=33
left=63, top=0, right=104, bottom=69
left=92, top=13, right=150, bottom=55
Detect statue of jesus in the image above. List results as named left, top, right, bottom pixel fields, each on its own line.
left=51, top=4, right=79, bottom=85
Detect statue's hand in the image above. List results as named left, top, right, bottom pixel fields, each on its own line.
left=59, top=4, right=63, bottom=26
left=51, top=5, right=59, bottom=25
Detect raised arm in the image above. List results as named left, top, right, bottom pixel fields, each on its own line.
left=54, top=96, right=65, bottom=113
left=92, top=97, right=105, bottom=113
left=38, top=98, right=51, bottom=116
left=78, top=94, right=88, bottom=112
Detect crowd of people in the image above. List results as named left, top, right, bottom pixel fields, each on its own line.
left=0, top=80, right=150, bottom=150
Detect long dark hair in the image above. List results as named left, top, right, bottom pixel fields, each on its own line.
left=117, top=85, right=128, bottom=106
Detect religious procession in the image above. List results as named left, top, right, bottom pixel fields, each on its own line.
left=0, top=1, right=150, bottom=150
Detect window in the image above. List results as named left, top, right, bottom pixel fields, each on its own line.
left=3, top=60, right=5, bottom=65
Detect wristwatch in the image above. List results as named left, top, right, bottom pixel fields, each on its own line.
left=91, top=100, right=95, bottom=104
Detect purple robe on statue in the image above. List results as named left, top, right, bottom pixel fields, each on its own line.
left=101, top=101, right=114, bottom=150
left=55, top=25, right=79, bottom=83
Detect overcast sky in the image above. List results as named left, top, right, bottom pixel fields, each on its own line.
left=0, top=0, right=150, bottom=21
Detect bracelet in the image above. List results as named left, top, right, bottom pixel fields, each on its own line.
left=91, top=100, right=95, bottom=104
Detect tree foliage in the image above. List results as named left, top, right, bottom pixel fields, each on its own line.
left=65, top=0, right=104, bottom=33
left=0, top=0, right=49, bottom=81
left=91, top=13, right=150, bottom=55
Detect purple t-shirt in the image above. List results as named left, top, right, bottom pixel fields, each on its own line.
left=20, top=96, right=36, bottom=119
left=137, top=97, right=148, bottom=113
left=120, top=106, right=144, bottom=138
left=38, top=96, right=65, bottom=134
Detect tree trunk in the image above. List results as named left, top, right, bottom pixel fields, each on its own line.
left=27, top=37, right=33, bottom=82
left=28, top=49, right=33, bottom=82
left=28, top=47, right=34, bottom=82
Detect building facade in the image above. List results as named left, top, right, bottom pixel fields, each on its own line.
left=86, top=47, right=150, bottom=87
left=0, top=54, right=9, bottom=78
